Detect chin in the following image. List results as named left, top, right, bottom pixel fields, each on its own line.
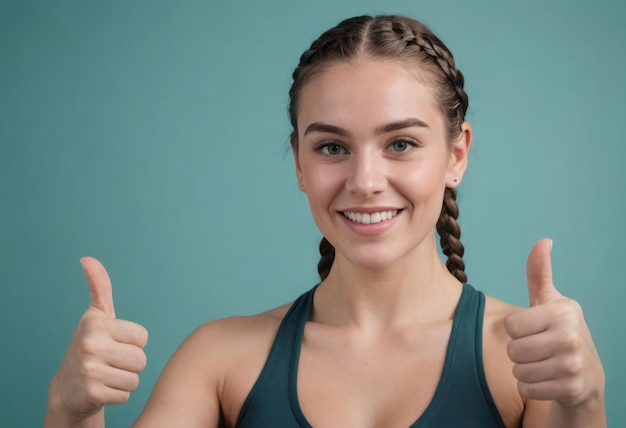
left=340, top=247, right=408, bottom=272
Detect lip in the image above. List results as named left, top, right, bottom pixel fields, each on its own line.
left=337, top=207, right=402, bottom=236
left=338, top=206, right=402, bottom=214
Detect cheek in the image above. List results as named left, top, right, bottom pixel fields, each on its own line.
left=301, top=164, right=343, bottom=211
left=392, top=159, right=447, bottom=217
left=395, top=156, right=447, bottom=192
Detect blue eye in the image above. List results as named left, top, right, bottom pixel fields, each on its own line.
left=388, top=139, right=415, bottom=153
left=319, top=143, right=346, bottom=156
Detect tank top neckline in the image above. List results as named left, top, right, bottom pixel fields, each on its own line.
left=287, top=283, right=474, bottom=428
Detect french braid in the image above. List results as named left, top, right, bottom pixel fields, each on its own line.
left=382, top=17, right=469, bottom=282
left=289, top=16, right=372, bottom=132
left=436, top=188, right=467, bottom=283
left=289, top=15, right=469, bottom=282
left=317, top=237, right=335, bottom=281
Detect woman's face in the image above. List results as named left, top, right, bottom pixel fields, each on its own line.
left=294, top=60, right=470, bottom=270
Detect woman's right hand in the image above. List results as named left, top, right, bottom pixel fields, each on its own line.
left=45, top=257, right=148, bottom=427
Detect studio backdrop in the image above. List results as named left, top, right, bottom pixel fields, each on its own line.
left=1, top=0, right=624, bottom=426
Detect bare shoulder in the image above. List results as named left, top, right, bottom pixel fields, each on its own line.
left=133, top=301, right=293, bottom=428
left=191, top=302, right=291, bottom=354
left=482, top=294, right=550, bottom=428
left=482, top=295, right=519, bottom=371
left=483, top=294, right=519, bottom=340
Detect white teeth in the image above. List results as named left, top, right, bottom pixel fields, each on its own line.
left=343, top=210, right=398, bottom=224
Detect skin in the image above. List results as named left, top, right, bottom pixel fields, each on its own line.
left=45, top=60, right=606, bottom=428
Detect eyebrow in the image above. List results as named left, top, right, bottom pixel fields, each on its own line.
left=303, top=117, right=430, bottom=137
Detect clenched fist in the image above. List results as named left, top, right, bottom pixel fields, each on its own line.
left=46, top=258, right=148, bottom=427
left=505, top=239, right=605, bottom=425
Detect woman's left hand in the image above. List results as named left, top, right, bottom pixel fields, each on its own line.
left=504, top=239, right=605, bottom=414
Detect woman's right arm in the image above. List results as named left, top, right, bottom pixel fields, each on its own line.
left=130, top=323, right=225, bottom=428
left=45, top=257, right=148, bottom=428
left=46, top=257, right=271, bottom=427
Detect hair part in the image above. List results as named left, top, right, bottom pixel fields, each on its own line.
left=291, top=15, right=469, bottom=283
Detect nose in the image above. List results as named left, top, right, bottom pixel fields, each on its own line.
left=345, top=150, right=387, bottom=198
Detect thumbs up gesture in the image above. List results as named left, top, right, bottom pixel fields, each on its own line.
left=504, top=239, right=605, bottom=416
left=47, top=258, right=148, bottom=423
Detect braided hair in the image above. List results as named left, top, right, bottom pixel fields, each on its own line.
left=289, top=15, right=468, bottom=283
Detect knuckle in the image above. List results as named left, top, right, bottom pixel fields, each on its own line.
left=562, top=378, right=585, bottom=405
left=561, top=330, right=582, bottom=352
left=79, top=360, right=97, bottom=379
left=79, top=336, right=105, bottom=356
left=563, top=355, right=584, bottom=377
left=84, top=383, right=101, bottom=404
left=553, top=299, right=582, bottom=321
left=548, top=304, right=568, bottom=319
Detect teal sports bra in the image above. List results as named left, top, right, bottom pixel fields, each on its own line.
left=235, top=283, right=506, bottom=427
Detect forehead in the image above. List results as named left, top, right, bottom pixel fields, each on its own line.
left=297, top=60, right=443, bottom=135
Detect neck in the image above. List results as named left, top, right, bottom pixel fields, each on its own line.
left=314, top=233, right=463, bottom=331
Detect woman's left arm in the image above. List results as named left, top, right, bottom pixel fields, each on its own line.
left=505, top=239, right=606, bottom=428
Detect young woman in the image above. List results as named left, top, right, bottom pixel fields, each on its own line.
left=45, top=15, right=606, bottom=427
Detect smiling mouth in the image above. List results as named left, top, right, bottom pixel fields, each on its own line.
left=342, top=210, right=399, bottom=225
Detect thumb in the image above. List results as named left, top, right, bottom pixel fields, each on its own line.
left=526, top=238, right=561, bottom=306
left=81, top=256, right=116, bottom=318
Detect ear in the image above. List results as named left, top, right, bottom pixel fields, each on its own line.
left=446, top=121, right=472, bottom=188
left=291, top=132, right=306, bottom=192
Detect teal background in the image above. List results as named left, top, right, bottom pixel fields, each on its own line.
left=2, top=0, right=624, bottom=426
